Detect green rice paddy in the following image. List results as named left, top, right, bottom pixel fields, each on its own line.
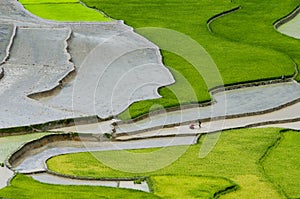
left=19, top=0, right=111, bottom=21
left=0, top=174, right=158, bottom=199
left=45, top=128, right=300, bottom=198
left=262, top=130, right=300, bottom=198
left=81, top=0, right=300, bottom=119
left=19, top=0, right=300, bottom=120
left=4, top=1, right=300, bottom=198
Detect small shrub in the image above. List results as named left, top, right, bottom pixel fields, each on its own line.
left=133, top=178, right=144, bottom=184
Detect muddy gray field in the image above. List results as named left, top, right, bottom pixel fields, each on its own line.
left=0, top=0, right=174, bottom=128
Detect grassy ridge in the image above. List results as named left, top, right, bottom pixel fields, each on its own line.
left=151, top=175, right=236, bottom=199
left=0, top=174, right=236, bottom=199
left=0, top=174, right=158, bottom=199
left=81, top=0, right=298, bottom=119
left=262, top=131, right=300, bottom=198
left=19, top=0, right=110, bottom=21
left=46, top=128, right=291, bottom=198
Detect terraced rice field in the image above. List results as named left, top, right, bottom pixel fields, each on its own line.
left=81, top=0, right=300, bottom=119
left=0, top=174, right=158, bottom=199
left=0, top=0, right=299, bottom=198
left=43, top=128, right=300, bottom=198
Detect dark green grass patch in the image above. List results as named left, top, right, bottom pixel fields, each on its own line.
left=19, top=0, right=110, bottom=22
left=150, top=175, right=236, bottom=199
left=262, top=131, right=300, bottom=198
left=81, top=0, right=298, bottom=120
left=0, top=174, right=158, bottom=199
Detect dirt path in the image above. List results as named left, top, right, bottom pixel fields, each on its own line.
left=29, top=173, right=149, bottom=192
left=0, top=166, right=14, bottom=189
left=116, top=97, right=300, bottom=140
left=54, top=81, right=300, bottom=138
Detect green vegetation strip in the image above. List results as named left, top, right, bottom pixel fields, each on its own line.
left=45, top=128, right=296, bottom=198
left=0, top=132, right=50, bottom=164
left=79, top=0, right=299, bottom=120
left=262, top=130, right=300, bottom=198
left=150, top=175, right=236, bottom=199
left=19, top=0, right=111, bottom=21
left=0, top=174, right=158, bottom=199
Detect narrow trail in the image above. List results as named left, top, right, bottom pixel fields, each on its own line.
left=54, top=81, right=300, bottom=139
left=29, top=173, right=150, bottom=192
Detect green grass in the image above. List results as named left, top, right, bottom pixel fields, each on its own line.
left=19, top=0, right=111, bottom=22
left=151, top=175, right=236, bottom=199
left=220, top=175, right=282, bottom=199
left=0, top=174, right=158, bottom=199
left=46, top=128, right=293, bottom=198
left=0, top=132, right=51, bottom=164
left=262, top=131, right=300, bottom=198
left=80, top=0, right=299, bottom=119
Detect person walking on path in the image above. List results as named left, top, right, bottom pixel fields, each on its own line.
left=189, top=123, right=195, bottom=129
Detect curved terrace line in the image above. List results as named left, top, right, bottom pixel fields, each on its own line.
left=273, top=7, right=300, bottom=80
left=206, top=6, right=241, bottom=33
left=2, top=128, right=292, bottom=196
left=2, top=0, right=298, bottom=129
left=0, top=68, right=3, bottom=79
left=1, top=25, right=17, bottom=65
left=0, top=25, right=17, bottom=81
left=258, top=130, right=288, bottom=198
left=79, top=0, right=111, bottom=20
left=2, top=80, right=300, bottom=136
left=2, top=132, right=237, bottom=196
left=29, top=172, right=150, bottom=192
left=12, top=0, right=299, bottom=127
left=2, top=133, right=195, bottom=190
left=206, top=4, right=299, bottom=81
left=115, top=81, right=300, bottom=130
left=27, top=28, right=76, bottom=100
left=12, top=26, right=76, bottom=98
left=6, top=111, right=300, bottom=174
left=9, top=0, right=175, bottom=122
left=115, top=107, right=300, bottom=141
left=274, top=6, right=300, bottom=30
